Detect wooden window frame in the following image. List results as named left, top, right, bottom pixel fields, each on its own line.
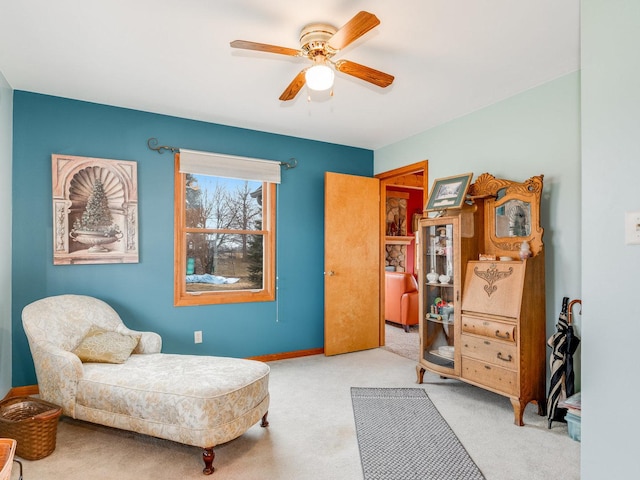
left=173, top=154, right=276, bottom=306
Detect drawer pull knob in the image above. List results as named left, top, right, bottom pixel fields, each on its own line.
left=495, top=330, right=510, bottom=339
left=497, top=352, right=513, bottom=362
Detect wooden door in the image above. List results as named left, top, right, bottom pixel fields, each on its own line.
left=324, top=172, right=380, bottom=356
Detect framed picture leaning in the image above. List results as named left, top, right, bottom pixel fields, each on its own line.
left=425, top=173, right=473, bottom=212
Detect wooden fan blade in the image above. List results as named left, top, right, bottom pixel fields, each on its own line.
left=328, top=11, right=380, bottom=51
left=230, top=40, right=301, bottom=57
left=279, top=69, right=307, bottom=101
left=335, top=60, right=394, bottom=88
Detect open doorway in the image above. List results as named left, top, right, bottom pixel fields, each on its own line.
left=375, top=161, right=429, bottom=350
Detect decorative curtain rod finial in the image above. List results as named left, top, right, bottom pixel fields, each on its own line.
left=280, top=158, right=298, bottom=169
left=147, top=138, right=179, bottom=154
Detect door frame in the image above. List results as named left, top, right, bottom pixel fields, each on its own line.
left=375, top=160, right=429, bottom=345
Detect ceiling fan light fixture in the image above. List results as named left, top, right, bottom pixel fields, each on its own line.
left=230, top=11, right=392, bottom=101
left=305, top=64, right=335, bottom=91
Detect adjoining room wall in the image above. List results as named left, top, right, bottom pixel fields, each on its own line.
left=12, top=91, right=373, bottom=386
left=374, top=72, right=582, bottom=387
left=0, top=70, right=13, bottom=396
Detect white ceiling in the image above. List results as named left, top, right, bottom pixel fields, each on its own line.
left=0, top=0, right=580, bottom=150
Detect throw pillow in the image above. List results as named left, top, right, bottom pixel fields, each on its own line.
left=73, top=326, right=141, bottom=364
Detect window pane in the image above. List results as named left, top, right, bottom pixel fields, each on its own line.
left=185, top=174, right=263, bottom=230
left=186, top=232, right=264, bottom=292
left=175, top=158, right=276, bottom=306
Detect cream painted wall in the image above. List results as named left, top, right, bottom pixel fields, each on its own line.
left=0, top=70, right=13, bottom=397
left=581, top=1, right=640, bottom=478
left=375, top=72, right=582, bottom=387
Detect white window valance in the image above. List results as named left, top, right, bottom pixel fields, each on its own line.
left=178, top=148, right=281, bottom=184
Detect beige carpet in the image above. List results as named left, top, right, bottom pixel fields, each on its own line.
left=7, top=348, right=580, bottom=480
left=382, top=322, right=419, bottom=361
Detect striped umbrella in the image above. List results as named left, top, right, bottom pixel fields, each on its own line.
left=547, top=297, right=571, bottom=428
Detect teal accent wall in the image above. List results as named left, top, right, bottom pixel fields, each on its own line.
left=12, top=91, right=373, bottom=386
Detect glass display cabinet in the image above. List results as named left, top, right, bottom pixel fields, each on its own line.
left=416, top=207, right=481, bottom=381
left=419, top=219, right=457, bottom=374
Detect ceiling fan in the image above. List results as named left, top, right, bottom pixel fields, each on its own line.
left=230, top=11, right=394, bottom=101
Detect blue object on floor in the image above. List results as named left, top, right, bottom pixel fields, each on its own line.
left=566, top=412, right=581, bottom=442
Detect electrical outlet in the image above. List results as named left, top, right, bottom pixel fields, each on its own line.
left=194, top=331, right=203, bottom=344
left=625, top=211, right=640, bottom=245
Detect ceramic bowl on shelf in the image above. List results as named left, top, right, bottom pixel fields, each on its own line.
left=426, top=271, right=439, bottom=283
left=438, top=345, right=454, bottom=359
left=439, top=274, right=450, bottom=284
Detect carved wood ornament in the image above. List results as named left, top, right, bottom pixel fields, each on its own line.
left=468, top=173, right=544, bottom=257
left=473, top=263, right=513, bottom=297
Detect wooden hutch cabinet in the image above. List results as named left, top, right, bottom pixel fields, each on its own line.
left=416, top=173, right=546, bottom=426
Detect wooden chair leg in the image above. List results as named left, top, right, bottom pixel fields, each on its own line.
left=202, top=413, right=268, bottom=475
left=202, top=447, right=215, bottom=475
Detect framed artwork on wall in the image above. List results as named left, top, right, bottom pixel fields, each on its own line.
left=52, top=154, right=139, bottom=265
left=425, top=172, right=473, bottom=212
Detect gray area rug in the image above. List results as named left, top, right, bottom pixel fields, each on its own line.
left=351, top=387, right=485, bottom=480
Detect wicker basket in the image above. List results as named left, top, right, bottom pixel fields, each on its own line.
left=0, top=397, right=62, bottom=460
left=0, top=438, right=17, bottom=480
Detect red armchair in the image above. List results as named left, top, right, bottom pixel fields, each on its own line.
left=384, top=271, right=419, bottom=332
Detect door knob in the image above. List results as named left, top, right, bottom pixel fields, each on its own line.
left=324, top=270, right=335, bottom=276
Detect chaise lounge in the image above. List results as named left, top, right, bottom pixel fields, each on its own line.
left=21, top=294, right=270, bottom=475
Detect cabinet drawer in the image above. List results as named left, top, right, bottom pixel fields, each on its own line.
left=461, top=334, right=517, bottom=369
left=461, top=357, right=518, bottom=396
left=461, top=316, right=516, bottom=343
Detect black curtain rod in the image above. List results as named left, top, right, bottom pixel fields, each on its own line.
left=146, top=138, right=297, bottom=169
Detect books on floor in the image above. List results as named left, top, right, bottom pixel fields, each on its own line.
left=559, top=392, right=581, bottom=417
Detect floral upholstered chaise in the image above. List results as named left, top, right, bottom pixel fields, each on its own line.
left=21, top=294, right=270, bottom=475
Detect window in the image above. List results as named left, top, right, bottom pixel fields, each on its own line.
left=174, top=152, right=276, bottom=306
